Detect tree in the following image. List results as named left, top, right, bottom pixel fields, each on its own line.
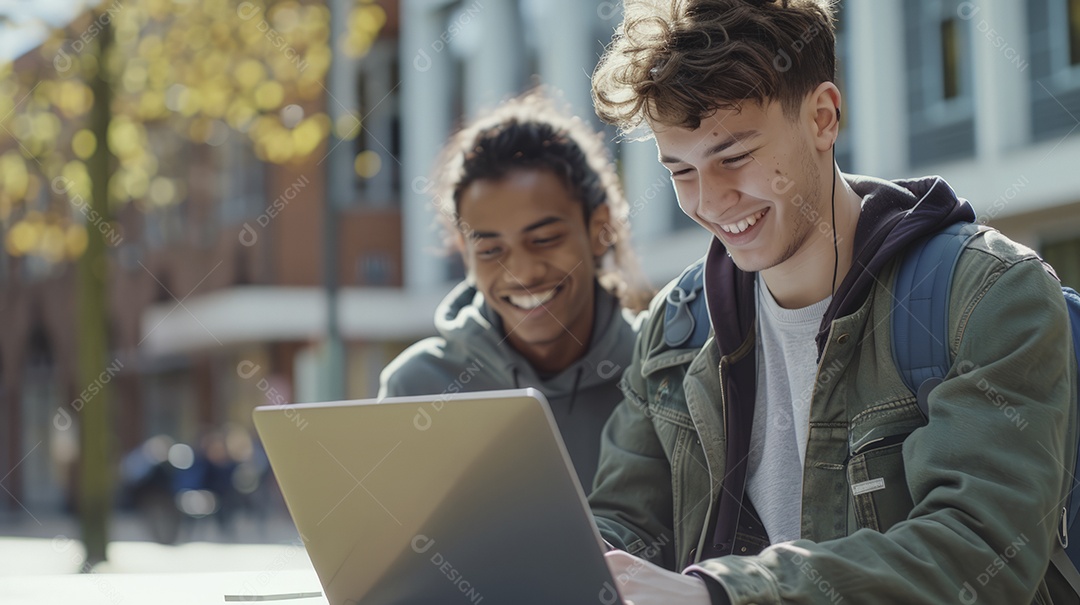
left=0, top=0, right=386, bottom=566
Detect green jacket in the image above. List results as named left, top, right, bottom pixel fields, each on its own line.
left=590, top=176, right=1078, bottom=604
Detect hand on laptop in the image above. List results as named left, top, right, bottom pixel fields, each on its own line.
left=603, top=550, right=712, bottom=605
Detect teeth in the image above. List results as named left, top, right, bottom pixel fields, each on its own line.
left=720, top=209, right=766, bottom=234
left=507, top=289, right=557, bottom=310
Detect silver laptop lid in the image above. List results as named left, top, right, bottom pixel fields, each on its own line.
left=253, top=388, right=619, bottom=605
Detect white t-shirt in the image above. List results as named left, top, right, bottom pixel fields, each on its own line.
left=745, top=274, right=832, bottom=544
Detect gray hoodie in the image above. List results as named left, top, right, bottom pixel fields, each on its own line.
left=379, top=281, right=642, bottom=488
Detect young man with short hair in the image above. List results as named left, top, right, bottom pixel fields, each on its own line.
left=380, top=93, right=653, bottom=488
left=587, top=1, right=1078, bottom=603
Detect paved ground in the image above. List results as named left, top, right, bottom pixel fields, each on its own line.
left=0, top=510, right=313, bottom=577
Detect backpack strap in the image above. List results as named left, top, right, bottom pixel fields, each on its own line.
left=891, top=221, right=987, bottom=418
left=1052, top=548, right=1080, bottom=596
left=895, top=224, right=1080, bottom=595
left=1060, top=287, right=1080, bottom=567
left=664, top=258, right=710, bottom=349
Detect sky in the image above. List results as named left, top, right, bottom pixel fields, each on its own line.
left=0, top=0, right=89, bottom=61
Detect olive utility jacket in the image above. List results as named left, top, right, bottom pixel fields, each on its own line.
left=589, top=175, right=1079, bottom=604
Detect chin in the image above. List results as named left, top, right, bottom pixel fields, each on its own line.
left=513, top=328, right=566, bottom=349
left=726, top=251, right=771, bottom=274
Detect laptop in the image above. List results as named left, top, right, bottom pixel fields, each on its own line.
left=252, top=388, right=621, bottom=605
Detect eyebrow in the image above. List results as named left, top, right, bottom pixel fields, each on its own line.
left=470, top=216, right=566, bottom=240
left=659, top=129, right=760, bottom=164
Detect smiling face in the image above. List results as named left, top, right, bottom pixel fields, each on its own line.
left=456, top=169, right=610, bottom=374
left=654, top=98, right=829, bottom=276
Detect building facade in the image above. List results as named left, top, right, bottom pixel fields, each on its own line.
left=2, top=0, right=1079, bottom=518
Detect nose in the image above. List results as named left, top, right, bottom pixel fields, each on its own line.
left=695, top=173, right=739, bottom=224
left=501, top=248, right=546, bottom=289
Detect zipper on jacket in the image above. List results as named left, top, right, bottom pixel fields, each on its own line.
left=705, top=357, right=751, bottom=557
left=695, top=358, right=730, bottom=562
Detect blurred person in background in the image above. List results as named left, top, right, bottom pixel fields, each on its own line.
left=379, top=91, right=653, bottom=489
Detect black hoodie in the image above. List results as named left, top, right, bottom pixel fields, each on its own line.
left=699, top=174, right=976, bottom=559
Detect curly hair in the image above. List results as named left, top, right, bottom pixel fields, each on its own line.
left=431, top=90, right=653, bottom=312
left=593, top=0, right=836, bottom=134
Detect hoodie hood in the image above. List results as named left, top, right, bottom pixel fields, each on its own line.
left=433, top=280, right=635, bottom=398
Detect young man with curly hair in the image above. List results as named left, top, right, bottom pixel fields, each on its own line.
left=379, top=92, right=653, bottom=488
left=587, top=1, right=1078, bottom=603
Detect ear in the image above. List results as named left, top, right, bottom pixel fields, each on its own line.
left=807, top=82, right=843, bottom=153
left=588, top=203, right=613, bottom=258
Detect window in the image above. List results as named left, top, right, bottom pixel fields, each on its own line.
left=218, top=136, right=265, bottom=227
left=1028, top=0, right=1080, bottom=140
left=941, top=17, right=962, bottom=99
left=356, top=252, right=394, bottom=286
left=354, top=39, right=401, bottom=207
left=1070, top=0, right=1080, bottom=66
left=903, top=0, right=976, bottom=166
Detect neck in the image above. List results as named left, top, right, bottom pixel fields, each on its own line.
left=761, top=166, right=861, bottom=309
left=516, top=336, right=590, bottom=375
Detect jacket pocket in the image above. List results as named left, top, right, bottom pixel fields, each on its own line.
left=846, top=439, right=915, bottom=532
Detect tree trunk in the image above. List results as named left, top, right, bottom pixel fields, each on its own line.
left=78, top=15, right=114, bottom=568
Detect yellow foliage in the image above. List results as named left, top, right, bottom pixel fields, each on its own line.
left=345, top=4, right=387, bottom=58
left=263, top=129, right=294, bottom=164
left=65, top=224, right=89, bottom=259
left=0, top=0, right=384, bottom=240
left=39, top=225, right=66, bottom=264
left=6, top=221, right=39, bottom=257
left=269, top=3, right=302, bottom=34
left=138, top=35, right=164, bottom=61
left=334, top=113, right=361, bottom=140
left=145, top=0, right=173, bottom=22
left=62, top=161, right=92, bottom=201
left=148, top=176, right=176, bottom=206
left=139, top=90, right=167, bottom=120
left=291, top=117, right=323, bottom=157
left=254, top=81, right=285, bottom=110
left=0, top=153, right=29, bottom=199
left=226, top=100, right=257, bottom=131
left=108, top=173, right=128, bottom=203
left=80, top=54, right=100, bottom=80
left=56, top=81, right=95, bottom=118
left=354, top=150, right=381, bottom=179
left=199, top=51, right=229, bottom=80
left=72, top=130, right=97, bottom=160
left=122, top=63, right=149, bottom=94
left=107, top=118, right=145, bottom=160
left=303, top=45, right=331, bottom=74
left=124, top=167, right=151, bottom=199
left=296, top=76, right=322, bottom=100
left=235, top=59, right=266, bottom=90
left=179, top=87, right=202, bottom=117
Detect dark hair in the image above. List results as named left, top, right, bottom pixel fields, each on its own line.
left=432, top=90, right=652, bottom=312
left=593, top=0, right=837, bottom=133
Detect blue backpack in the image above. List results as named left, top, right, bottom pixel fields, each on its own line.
left=892, top=221, right=1080, bottom=584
